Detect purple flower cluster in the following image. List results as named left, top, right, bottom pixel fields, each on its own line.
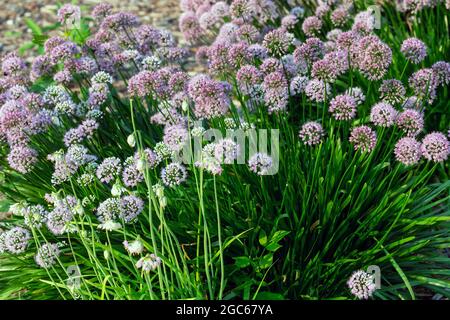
left=401, top=38, right=427, bottom=64
left=248, top=153, right=273, bottom=176
left=379, top=79, right=406, bottom=105
left=35, top=243, right=61, bottom=268
left=1, top=227, right=30, bottom=254
left=64, top=119, right=99, bottom=146
left=262, top=28, right=294, bottom=57
left=352, top=36, right=392, bottom=81
left=347, top=270, right=376, bottom=300
left=262, top=72, right=289, bottom=113
left=305, top=79, right=331, bottom=103
left=395, top=137, right=422, bottom=165
left=409, top=68, right=438, bottom=103
left=299, top=122, right=325, bottom=146
left=302, top=16, right=322, bottom=37
left=329, top=94, right=357, bottom=121
left=349, top=126, right=377, bottom=152
left=396, top=109, right=424, bottom=137
left=421, top=132, right=449, bottom=162
left=120, top=195, right=144, bottom=223
left=187, top=74, right=230, bottom=119
left=370, top=102, right=398, bottom=127
left=96, top=157, right=122, bottom=184
left=161, top=163, right=187, bottom=187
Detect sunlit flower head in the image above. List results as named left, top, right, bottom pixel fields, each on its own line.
left=349, top=126, right=377, bottom=153
left=370, top=102, right=398, bottom=127
left=299, top=121, right=325, bottom=146
left=347, top=270, right=376, bottom=300
left=394, top=137, right=422, bottom=165
left=421, top=132, right=450, bottom=162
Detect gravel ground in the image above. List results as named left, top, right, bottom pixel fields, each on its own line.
left=0, top=0, right=182, bottom=58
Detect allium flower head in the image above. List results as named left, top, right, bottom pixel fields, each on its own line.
left=4, top=227, right=31, bottom=254
left=35, top=243, right=61, bottom=268
left=195, top=143, right=222, bottom=176
left=305, top=79, right=331, bottom=103
left=142, top=56, right=162, bottom=71
left=210, top=1, right=229, bottom=18
left=294, top=38, right=324, bottom=65
left=46, top=198, right=76, bottom=235
left=122, top=161, right=144, bottom=188
left=281, top=14, right=298, bottom=31
left=401, top=38, right=427, bottom=64
left=161, top=163, right=187, bottom=187
left=77, top=173, right=95, bottom=187
left=329, top=94, right=357, bottom=121
left=353, top=36, right=392, bottom=81
left=315, top=3, right=330, bottom=19
left=326, top=29, right=343, bottom=42
left=214, top=139, right=240, bottom=164
left=54, top=70, right=72, bottom=85
left=247, top=44, right=268, bottom=60
left=23, top=204, right=48, bottom=229
left=379, top=79, right=406, bottom=105
left=290, top=7, right=305, bottom=18
left=302, top=16, right=322, bottom=37
left=7, top=146, right=38, bottom=174
left=97, top=198, right=121, bottom=223
left=336, top=31, right=360, bottom=50
left=432, top=61, right=450, bottom=86
left=290, top=76, right=309, bottom=95
left=163, top=125, right=188, bottom=152
left=370, top=102, right=398, bottom=127
left=1, top=53, right=26, bottom=76
left=96, top=157, right=122, bottom=184
left=187, top=74, right=230, bottom=119
left=91, top=71, right=113, bottom=84
left=408, top=68, right=438, bottom=103
left=101, top=12, right=139, bottom=32
left=347, top=270, right=376, bottom=300
left=421, top=132, right=450, bottom=162
left=394, top=137, right=422, bottom=165
left=260, top=58, right=283, bottom=75
left=50, top=41, right=79, bottom=64
left=179, top=12, right=204, bottom=43
left=262, top=28, right=294, bottom=57
left=123, top=239, right=144, bottom=256
left=236, top=65, right=263, bottom=93
left=57, top=4, right=81, bottom=26
left=120, top=195, right=144, bottom=223
left=248, top=153, right=273, bottom=176
left=229, top=0, right=255, bottom=20
left=228, top=41, right=251, bottom=68
left=352, top=10, right=376, bottom=35
left=236, top=24, right=260, bottom=43
left=311, top=59, right=338, bottom=83
left=396, top=109, right=424, bottom=137
left=92, top=3, right=113, bottom=19
left=262, top=71, right=289, bottom=113
left=154, top=142, right=173, bottom=160
left=136, top=253, right=162, bottom=272
left=331, top=8, right=349, bottom=27
left=299, top=122, right=324, bottom=146
left=349, top=126, right=377, bottom=152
